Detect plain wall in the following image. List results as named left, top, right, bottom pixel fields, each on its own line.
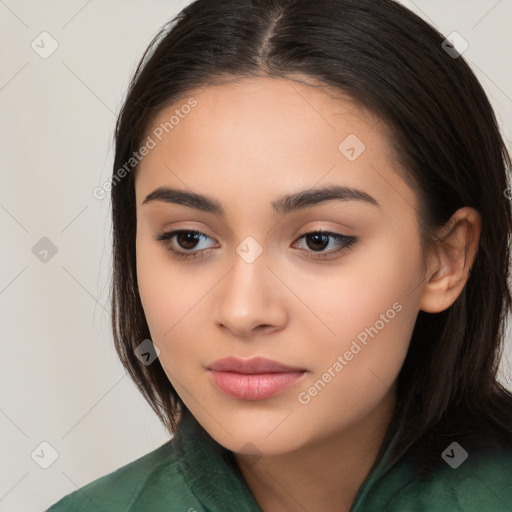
left=0, top=1, right=511, bottom=510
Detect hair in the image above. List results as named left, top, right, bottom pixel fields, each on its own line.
left=110, top=0, right=512, bottom=473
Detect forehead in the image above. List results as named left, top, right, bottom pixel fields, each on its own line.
left=144, top=76, right=380, bottom=153
left=135, top=76, right=416, bottom=218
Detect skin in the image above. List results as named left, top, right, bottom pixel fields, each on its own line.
left=134, top=76, right=481, bottom=512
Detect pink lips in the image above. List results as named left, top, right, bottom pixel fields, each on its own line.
left=206, top=356, right=307, bottom=400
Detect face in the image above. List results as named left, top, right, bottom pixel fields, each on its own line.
left=134, top=77, right=427, bottom=456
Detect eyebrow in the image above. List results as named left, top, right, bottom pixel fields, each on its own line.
left=142, top=184, right=379, bottom=216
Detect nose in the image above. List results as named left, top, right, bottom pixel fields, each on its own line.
left=214, top=247, right=288, bottom=338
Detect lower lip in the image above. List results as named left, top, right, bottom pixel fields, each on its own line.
left=208, top=370, right=306, bottom=400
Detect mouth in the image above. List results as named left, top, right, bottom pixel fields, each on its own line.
left=206, top=356, right=307, bottom=400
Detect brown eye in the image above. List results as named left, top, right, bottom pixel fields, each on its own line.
left=155, top=230, right=217, bottom=260
left=174, top=231, right=202, bottom=250
left=304, top=232, right=330, bottom=251
left=292, top=231, right=358, bottom=260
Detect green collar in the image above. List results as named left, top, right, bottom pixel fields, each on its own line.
left=175, top=413, right=262, bottom=511
left=175, top=413, right=409, bottom=511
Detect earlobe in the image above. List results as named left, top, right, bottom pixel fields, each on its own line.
left=419, top=207, right=481, bottom=313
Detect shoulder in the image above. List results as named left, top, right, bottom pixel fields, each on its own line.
left=378, top=424, right=512, bottom=511
left=44, top=437, right=201, bottom=512
left=400, top=440, right=511, bottom=510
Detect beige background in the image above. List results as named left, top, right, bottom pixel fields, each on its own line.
left=0, top=1, right=511, bottom=510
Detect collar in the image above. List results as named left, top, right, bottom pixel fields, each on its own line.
left=175, top=413, right=263, bottom=511
left=175, top=412, right=407, bottom=512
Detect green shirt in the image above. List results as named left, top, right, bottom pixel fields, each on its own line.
left=45, top=413, right=512, bottom=511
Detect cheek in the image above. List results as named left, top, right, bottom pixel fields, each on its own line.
left=293, top=276, right=417, bottom=433
left=135, top=235, right=215, bottom=378
left=293, top=231, right=422, bottom=340
left=292, top=231, right=423, bottom=388
left=136, top=234, right=188, bottom=340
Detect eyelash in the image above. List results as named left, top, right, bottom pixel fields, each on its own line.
left=155, top=229, right=358, bottom=261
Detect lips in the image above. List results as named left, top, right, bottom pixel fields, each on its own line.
left=206, top=356, right=307, bottom=400
left=207, top=356, right=305, bottom=374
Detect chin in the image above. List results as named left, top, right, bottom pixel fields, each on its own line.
left=197, top=412, right=307, bottom=456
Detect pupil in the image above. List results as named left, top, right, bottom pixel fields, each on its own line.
left=178, top=232, right=199, bottom=249
left=307, top=233, right=328, bottom=251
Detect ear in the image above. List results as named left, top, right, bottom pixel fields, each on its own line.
left=419, top=207, right=481, bottom=313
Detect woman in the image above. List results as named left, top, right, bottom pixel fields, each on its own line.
left=46, top=0, right=512, bottom=510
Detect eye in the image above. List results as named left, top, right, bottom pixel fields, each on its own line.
left=155, top=229, right=218, bottom=261
left=155, top=229, right=358, bottom=261
left=291, top=230, right=358, bottom=260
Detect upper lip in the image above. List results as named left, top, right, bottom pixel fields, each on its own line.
left=207, top=356, right=306, bottom=374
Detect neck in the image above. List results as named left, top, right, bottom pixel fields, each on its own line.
left=235, top=388, right=396, bottom=512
